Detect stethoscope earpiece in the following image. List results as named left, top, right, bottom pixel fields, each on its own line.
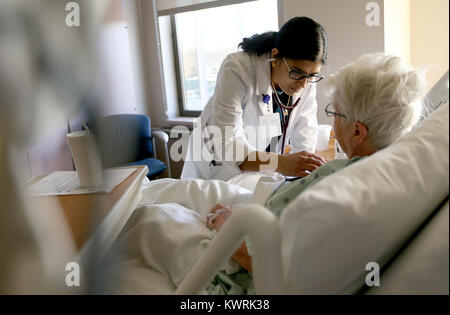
left=268, top=58, right=277, bottom=68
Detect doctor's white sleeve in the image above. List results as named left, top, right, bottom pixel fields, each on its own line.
left=290, top=86, right=319, bottom=153
left=212, top=58, right=257, bottom=166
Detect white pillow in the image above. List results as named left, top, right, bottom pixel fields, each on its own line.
left=279, top=104, right=449, bottom=294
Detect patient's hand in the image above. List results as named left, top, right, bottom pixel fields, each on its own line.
left=206, top=203, right=232, bottom=231
left=206, top=204, right=253, bottom=273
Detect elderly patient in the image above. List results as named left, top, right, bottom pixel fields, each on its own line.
left=105, top=53, right=425, bottom=295
left=205, top=53, right=425, bottom=294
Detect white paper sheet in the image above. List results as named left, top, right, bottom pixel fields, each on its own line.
left=27, top=168, right=137, bottom=196
left=424, top=70, right=449, bottom=113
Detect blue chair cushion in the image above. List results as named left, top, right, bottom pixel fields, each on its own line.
left=88, top=114, right=154, bottom=167
left=125, top=158, right=167, bottom=178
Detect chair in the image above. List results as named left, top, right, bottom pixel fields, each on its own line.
left=88, top=114, right=171, bottom=179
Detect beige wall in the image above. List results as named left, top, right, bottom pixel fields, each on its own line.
left=411, top=0, right=449, bottom=91
left=384, top=0, right=411, bottom=64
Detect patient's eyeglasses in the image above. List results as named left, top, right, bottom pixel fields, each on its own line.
left=325, top=103, right=347, bottom=118
left=283, top=58, right=324, bottom=83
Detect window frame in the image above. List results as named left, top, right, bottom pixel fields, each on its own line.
left=170, top=15, right=201, bottom=117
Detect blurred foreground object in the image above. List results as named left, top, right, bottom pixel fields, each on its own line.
left=0, top=0, right=105, bottom=293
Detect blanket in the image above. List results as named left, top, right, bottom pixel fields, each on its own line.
left=101, top=173, right=284, bottom=294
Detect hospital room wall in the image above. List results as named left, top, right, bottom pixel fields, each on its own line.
left=410, top=0, right=449, bottom=91
left=385, top=0, right=449, bottom=92
left=384, top=0, right=411, bottom=64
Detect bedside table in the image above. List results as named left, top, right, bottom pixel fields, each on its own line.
left=28, top=166, right=148, bottom=260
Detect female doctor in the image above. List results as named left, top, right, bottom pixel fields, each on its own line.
left=181, top=17, right=328, bottom=181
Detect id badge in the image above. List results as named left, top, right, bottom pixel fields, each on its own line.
left=259, top=112, right=282, bottom=138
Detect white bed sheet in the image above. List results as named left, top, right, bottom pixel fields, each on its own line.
left=101, top=173, right=284, bottom=294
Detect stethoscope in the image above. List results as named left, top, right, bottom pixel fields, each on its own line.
left=271, top=83, right=303, bottom=154
left=272, top=88, right=309, bottom=182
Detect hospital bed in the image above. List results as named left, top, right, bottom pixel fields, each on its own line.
left=176, top=102, right=449, bottom=295
left=106, top=102, right=448, bottom=295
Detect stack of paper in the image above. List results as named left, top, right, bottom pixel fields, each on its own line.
left=27, top=168, right=137, bottom=196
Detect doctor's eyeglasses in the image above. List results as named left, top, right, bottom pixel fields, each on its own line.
left=325, top=103, right=347, bottom=118
left=283, top=58, right=324, bottom=83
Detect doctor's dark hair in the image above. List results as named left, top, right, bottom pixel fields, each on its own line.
left=238, top=16, right=328, bottom=64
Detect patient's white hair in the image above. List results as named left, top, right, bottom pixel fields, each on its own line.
left=327, top=53, right=426, bottom=149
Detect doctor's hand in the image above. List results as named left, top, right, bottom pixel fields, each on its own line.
left=278, top=151, right=325, bottom=177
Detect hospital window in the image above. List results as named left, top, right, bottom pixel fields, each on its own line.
left=162, top=0, right=278, bottom=117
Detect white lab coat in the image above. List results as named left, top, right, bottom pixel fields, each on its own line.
left=181, top=52, right=318, bottom=181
